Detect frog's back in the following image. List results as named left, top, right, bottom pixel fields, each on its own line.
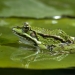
left=32, top=26, right=68, bottom=37
left=31, top=26, right=73, bottom=43
left=32, top=26, right=65, bottom=35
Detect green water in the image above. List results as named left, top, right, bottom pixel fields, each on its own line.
left=0, top=18, right=75, bottom=69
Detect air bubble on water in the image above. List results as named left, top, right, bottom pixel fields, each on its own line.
left=53, top=16, right=61, bottom=19
left=52, top=20, right=58, bottom=24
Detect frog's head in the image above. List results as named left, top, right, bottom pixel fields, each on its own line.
left=12, top=22, right=41, bottom=46
left=12, top=22, right=31, bottom=35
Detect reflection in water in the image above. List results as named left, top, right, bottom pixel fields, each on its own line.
left=11, top=47, right=40, bottom=68
left=53, top=54, right=68, bottom=61
left=10, top=47, right=69, bottom=68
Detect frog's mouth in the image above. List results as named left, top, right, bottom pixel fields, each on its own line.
left=12, top=27, right=41, bottom=46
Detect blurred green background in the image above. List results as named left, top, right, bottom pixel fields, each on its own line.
left=0, top=0, right=75, bottom=70
left=0, top=0, right=75, bottom=17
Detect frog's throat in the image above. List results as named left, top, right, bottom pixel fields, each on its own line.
left=13, top=30, right=41, bottom=45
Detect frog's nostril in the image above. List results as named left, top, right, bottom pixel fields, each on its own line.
left=12, top=27, right=17, bottom=31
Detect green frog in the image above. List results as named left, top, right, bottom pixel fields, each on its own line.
left=12, top=22, right=75, bottom=54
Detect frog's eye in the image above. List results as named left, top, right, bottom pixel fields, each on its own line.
left=22, top=22, right=31, bottom=32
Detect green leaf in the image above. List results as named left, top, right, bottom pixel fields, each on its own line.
left=0, top=18, right=75, bottom=69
